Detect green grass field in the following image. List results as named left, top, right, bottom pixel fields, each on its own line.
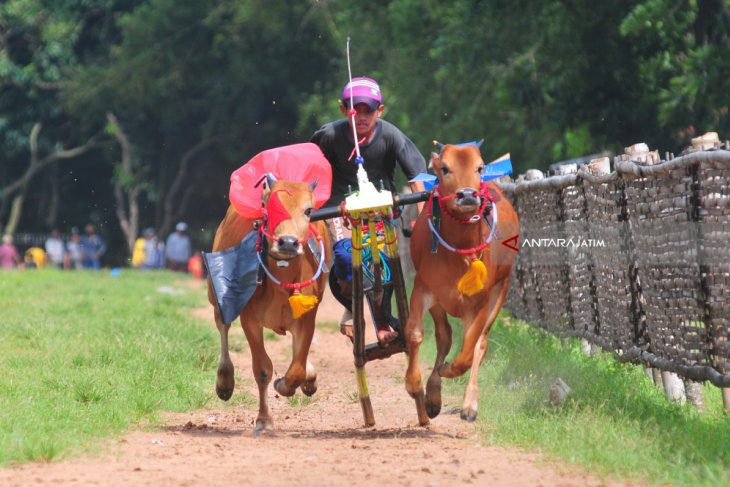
left=1, top=270, right=729, bottom=486
left=419, top=314, right=730, bottom=487
left=0, top=268, right=220, bottom=464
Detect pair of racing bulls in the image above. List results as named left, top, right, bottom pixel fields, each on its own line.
left=207, top=143, right=518, bottom=435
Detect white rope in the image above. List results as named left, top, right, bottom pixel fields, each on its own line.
left=256, top=238, right=326, bottom=287
left=345, top=37, right=369, bottom=188
left=427, top=203, right=499, bottom=252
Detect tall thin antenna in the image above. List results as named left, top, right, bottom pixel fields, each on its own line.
left=345, top=37, right=368, bottom=188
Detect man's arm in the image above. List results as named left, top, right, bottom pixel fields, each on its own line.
left=408, top=180, right=426, bottom=216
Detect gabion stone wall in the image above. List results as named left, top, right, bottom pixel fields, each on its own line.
left=499, top=148, right=730, bottom=386
left=695, top=154, right=730, bottom=374
left=501, top=188, right=529, bottom=320
left=620, top=158, right=707, bottom=367
left=514, top=181, right=572, bottom=334
left=561, top=177, right=599, bottom=338
left=582, top=172, right=639, bottom=352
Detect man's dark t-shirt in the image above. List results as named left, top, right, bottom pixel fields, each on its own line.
left=311, top=119, right=427, bottom=207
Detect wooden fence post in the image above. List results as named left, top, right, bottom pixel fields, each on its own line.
left=651, top=368, right=663, bottom=389
left=643, top=366, right=654, bottom=382
left=661, top=371, right=686, bottom=404
left=723, top=388, right=730, bottom=414
left=683, top=380, right=705, bottom=412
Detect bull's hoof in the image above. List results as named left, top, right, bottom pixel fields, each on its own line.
left=426, top=400, right=442, bottom=419
left=254, top=418, right=274, bottom=437
left=301, top=379, right=317, bottom=397
left=216, top=386, right=234, bottom=401
left=426, top=377, right=442, bottom=418
left=274, top=377, right=296, bottom=397
left=460, top=408, right=478, bottom=422
left=216, top=362, right=235, bottom=401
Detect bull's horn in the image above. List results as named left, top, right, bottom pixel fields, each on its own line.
left=265, top=172, right=278, bottom=189
left=310, top=177, right=319, bottom=191
left=432, top=139, right=444, bottom=150
left=476, top=139, right=484, bottom=147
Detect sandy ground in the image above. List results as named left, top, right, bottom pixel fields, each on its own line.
left=0, top=286, right=643, bottom=487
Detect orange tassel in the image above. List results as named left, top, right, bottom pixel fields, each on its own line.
left=457, top=258, right=487, bottom=297
left=289, top=291, right=319, bottom=319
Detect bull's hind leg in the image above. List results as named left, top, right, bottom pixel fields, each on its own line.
left=460, top=279, right=509, bottom=421
left=241, top=319, right=275, bottom=436
left=274, top=318, right=315, bottom=397
left=425, top=305, right=452, bottom=419
left=213, top=306, right=235, bottom=401
left=404, top=280, right=431, bottom=426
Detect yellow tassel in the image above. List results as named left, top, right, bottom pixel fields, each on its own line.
left=289, top=292, right=319, bottom=319
left=457, top=258, right=487, bottom=297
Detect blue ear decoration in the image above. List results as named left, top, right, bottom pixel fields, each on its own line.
left=481, top=154, right=513, bottom=182
left=265, top=173, right=278, bottom=189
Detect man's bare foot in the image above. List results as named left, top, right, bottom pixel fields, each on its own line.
left=377, top=328, right=399, bottom=346
left=340, top=324, right=354, bottom=342
left=339, top=309, right=354, bottom=342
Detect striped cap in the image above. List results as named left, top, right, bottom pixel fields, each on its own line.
left=342, top=77, right=382, bottom=111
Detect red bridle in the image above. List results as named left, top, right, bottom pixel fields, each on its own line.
left=428, top=180, right=493, bottom=225
left=257, top=189, right=315, bottom=251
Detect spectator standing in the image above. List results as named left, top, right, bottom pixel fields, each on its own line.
left=80, top=224, right=106, bottom=269
left=0, top=234, right=20, bottom=269
left=141, top=227, right=164, bottom=269
left=65, top=228, right=83, bottom=269
left=45, top=229, right=65, bottom=269
left=165, top=221, right=192, bottom=272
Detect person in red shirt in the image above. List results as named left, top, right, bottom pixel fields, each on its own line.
left=0, top=234, right=20, bottom=269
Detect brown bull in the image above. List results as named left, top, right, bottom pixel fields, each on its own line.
left=405, top=143, right=518, bottom=425
left=207, top=176, right=330, bottom=435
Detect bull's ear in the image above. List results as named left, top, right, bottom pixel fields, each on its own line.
left=310, top=177, right=319, bottom=191
left=429, top=152, right=440, bottom=169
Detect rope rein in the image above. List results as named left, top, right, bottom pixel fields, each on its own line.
left=256, top=224, right=326, bottom=292
left=427, top=186, right=499, bottom=258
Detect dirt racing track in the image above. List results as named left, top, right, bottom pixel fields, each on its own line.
left=0, top=288, right=641, bottom=487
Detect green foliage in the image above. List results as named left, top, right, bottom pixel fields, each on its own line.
left=3, top=0, right=729, bottom=247
left=0, top=269, right=219, bottom=465
left=620, top=0, right=730, bottom=140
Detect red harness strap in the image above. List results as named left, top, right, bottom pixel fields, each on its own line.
left=433, top=181, right=493, bottom=225
left=257, top=189, right=313, bottom=249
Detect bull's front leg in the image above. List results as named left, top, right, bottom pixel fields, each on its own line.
left=438, top=307, right=482, bottom=380
left=214, top=306, right=235, bottom=401
left=425, top=305, right=452, bottom=419
left=274, top=318, right=315, bottom=397
left=460, top=332, right=489, bottom=421
left=459, top=279, right=509, bottom=421
left=241, top=317, right=275, bottom=436
left=404, top=280, right=430, bottom=426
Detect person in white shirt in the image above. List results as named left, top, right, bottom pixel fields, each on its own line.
left=45, top=229, right=65, bottom=269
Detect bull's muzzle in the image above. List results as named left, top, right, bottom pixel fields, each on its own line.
left=455, top=188, right=480, bottom=209
left=272, top=235, right=302, bottom=257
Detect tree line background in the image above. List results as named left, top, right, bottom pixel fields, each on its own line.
left=1, top=0, right=728, bottom=264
